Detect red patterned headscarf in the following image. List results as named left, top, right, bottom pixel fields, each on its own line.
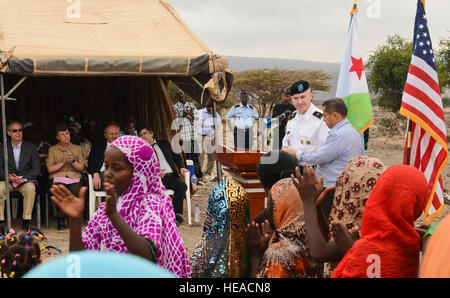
left=331, top=165, right=429, bottom=278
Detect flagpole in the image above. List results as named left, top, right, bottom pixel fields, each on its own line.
left=406, top=0, right=423, bottom=166
left=350, top=0, right=358, bottom=16
left=406, top=119, right=413, bottom=165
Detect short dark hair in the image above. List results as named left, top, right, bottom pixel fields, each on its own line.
left=137, top=125, right=153, bottom=134
left=256, top=151, right=299, bottom=190
left=7, top=120, right=23, bottom=130
left=104, top=122, right=120, bottom=133
left=322, top=98, right=348, bottom=117
left=55, top=122, right=68, bottom=134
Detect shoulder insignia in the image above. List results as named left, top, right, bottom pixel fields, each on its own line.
left=313, top=111, right=323, bottom=119
left=248, top=105, right=254, bottom=109
left=234, top=104, right=240, bottom=108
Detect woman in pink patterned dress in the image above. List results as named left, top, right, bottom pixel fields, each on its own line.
left=50, top=136, right=191, bottom=278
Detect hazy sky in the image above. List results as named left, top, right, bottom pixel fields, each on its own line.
left=168, top=0, right=449, bottom=63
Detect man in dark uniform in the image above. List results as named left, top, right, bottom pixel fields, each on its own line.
left=272, top=88, right=296, bottom=150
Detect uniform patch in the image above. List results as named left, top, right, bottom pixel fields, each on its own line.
left=313, top=111, right=323, bottom=119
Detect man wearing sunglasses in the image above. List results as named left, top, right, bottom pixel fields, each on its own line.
left=0, top=120, right=40, bottom=232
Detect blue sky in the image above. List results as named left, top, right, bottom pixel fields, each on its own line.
left=168, top=0, right=449, bottom=63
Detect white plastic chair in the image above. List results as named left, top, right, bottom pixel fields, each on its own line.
left=88, top=174, right=107, bottom=218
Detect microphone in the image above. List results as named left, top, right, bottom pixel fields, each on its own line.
left=264, top=110, right=292, bottom=128
left=277, top=110, right=292, bottom=120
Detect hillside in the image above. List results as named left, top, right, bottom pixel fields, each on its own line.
left=225, top=55, right=341, bottom=103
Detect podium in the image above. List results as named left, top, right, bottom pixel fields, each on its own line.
left=215, top=145, right=266, bottom=220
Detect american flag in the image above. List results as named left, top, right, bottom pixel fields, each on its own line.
left=400, top=0, right=448, bottom=224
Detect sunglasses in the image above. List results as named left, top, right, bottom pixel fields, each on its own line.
left=8, top=129, right=22, bottom=133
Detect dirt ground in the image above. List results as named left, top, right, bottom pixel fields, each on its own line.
left=12, top=105, right=450, bottom=264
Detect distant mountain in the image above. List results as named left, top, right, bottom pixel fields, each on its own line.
left=225, top=55, right=341, bottom=103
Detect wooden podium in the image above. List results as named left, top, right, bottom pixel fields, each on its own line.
left=215, top=145, right=266, bottom=220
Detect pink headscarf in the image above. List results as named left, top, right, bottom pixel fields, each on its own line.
left=82, top=136, right=191, bottom=277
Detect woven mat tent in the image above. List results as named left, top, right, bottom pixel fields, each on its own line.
left=0, top=0, right=232, bottom=229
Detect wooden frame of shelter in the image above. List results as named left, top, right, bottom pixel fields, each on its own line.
left=0, top=0, right=232, bottom=230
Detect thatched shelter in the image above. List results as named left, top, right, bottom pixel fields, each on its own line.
left=0, top=0, right=232, bottom=228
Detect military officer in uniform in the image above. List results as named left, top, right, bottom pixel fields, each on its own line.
left=272, top=88, right=296, bottom=150
left=226, top=89, right=259, bottom=149
left=282, top=80, right=329, bottom=159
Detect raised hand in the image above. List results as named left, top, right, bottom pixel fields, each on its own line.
left=315, top=186, right=336, bottom=208
left=50, top=185, right=86, bottom=219
left=246, top=221, right=267, bottom=258
left=291, top=163, right=324, bottom=205
left=331, top=221, right=358, bottom=256
left=261, top=219, right=274, bottom=250
left=103, top=182, right=118, bottom=218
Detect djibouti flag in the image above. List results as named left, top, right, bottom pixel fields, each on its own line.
left=336, top=11, right=373, bottom=134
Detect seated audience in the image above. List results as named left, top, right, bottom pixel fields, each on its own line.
left=23, top=124, right=51, bottom=213
left=68, top=121, right=91, bottom=170
left=138, top=125, right=190, bottom=225
left=0, top=120, right=40, bottom=232
left=120, top=117, right=138, bottom=136
left=88, top=122, right=120, bottom=191
left=47, top=122, right=85, bottom=230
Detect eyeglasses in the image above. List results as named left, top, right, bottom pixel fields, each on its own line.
left=8, top=129, right=22, bottom=133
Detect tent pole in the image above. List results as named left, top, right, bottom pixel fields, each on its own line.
left=0, top=74, right=12, bottom=231
left=212, top=100, right=223, bottom=181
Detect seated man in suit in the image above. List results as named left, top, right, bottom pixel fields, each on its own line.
left=138, top=125, right=190, bottom=225
left=0, top=120, right=40, bottom=232
left=88, top=122, right=120, bottom=190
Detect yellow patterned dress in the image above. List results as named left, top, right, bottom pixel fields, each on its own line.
left=190, top=178, right=250, bottom=278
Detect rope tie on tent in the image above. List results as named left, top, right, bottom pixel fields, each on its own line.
left=0, top=47, right=15, bottom=73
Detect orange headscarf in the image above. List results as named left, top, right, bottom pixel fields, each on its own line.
left=419, top=214, right=450, bottom=277
left=331, top=165, right=429, bottom=278
left=257, top=178, right=322, bottom=278
left=271, top=178, right=303, bottom=230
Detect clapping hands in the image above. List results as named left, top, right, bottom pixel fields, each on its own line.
left=246, top=220, right=273, bottom=258
left=50, top=185, right=87, bottom=219
left=290, top=163, right=335, bottom=207
left=331, top=221, right=360, bottom=256
left=103, top=182, right=119, bottom=218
